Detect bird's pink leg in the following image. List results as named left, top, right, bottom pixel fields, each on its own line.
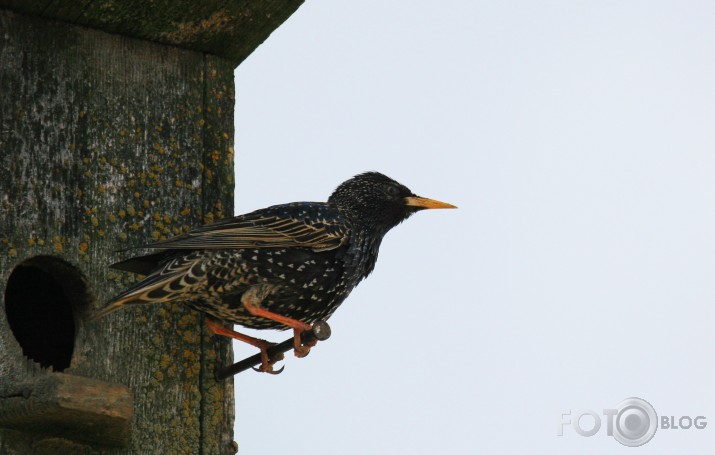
left=205, top=319, right=284, bottom=374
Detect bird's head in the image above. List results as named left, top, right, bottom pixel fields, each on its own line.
left=328, top=172, right=456, bottom=231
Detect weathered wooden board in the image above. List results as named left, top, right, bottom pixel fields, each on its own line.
left=0, top=373, right=132, bottom=446
left=0, top=9, right=236, bottom=454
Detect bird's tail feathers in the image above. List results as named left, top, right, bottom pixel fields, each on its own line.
left=94, top=253, right=206, bottom=321
left=93, top=269, right=201, bottom=321
left=92, top=275, right=171, bottom=321
left=92, top=300, right=129, bottom=321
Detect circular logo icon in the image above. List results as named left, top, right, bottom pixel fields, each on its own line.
left=613, top=397, right=658, bottom=447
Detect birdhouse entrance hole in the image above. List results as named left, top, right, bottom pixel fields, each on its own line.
left=4, top=256, right=89, bottom=371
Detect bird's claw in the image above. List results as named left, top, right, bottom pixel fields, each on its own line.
left=252, top=364, right=285, bottom=375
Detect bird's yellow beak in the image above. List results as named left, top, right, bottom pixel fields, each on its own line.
left=403, top=196, right=457, bottom=209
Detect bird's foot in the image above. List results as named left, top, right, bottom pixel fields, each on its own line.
left=252, top=346, right=285, bottom=374
left=292, top=327, right=319, bottom=358
left=294, top=344, right=310, bottom=358
left=205, top=318, right=285, bottom=374
left=253, top=365, right=285, bottom=375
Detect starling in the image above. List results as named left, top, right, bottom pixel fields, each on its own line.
left=96, top=172, right=456, bottom=372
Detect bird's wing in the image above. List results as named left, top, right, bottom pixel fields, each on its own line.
left=140, top=203, right=348, bottom=252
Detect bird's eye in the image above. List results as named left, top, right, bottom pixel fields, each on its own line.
left=385, top=185, right=400, bottom=197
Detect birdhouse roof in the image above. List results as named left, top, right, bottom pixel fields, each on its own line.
left=0, top=0, right=303, bottom=66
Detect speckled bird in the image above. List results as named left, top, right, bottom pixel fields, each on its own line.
left=96, top=172, right=456, bottom=372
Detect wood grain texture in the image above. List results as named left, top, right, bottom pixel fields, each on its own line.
left=0, top=0, right=304, bottom=66
left=0, top=10, right=235, bottom=454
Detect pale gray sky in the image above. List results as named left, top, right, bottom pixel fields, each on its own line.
left=233, top=1, right=715, bottom=453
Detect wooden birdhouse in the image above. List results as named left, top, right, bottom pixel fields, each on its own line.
left=0, top=2, right=303, bottom=453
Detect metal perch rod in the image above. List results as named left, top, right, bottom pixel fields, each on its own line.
left=215, top=321, right=331, bottom=380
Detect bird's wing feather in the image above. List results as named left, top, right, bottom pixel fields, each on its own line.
left=140, top=203, right=348, bottom=252
left=111, top=251, right=176, bottom=274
